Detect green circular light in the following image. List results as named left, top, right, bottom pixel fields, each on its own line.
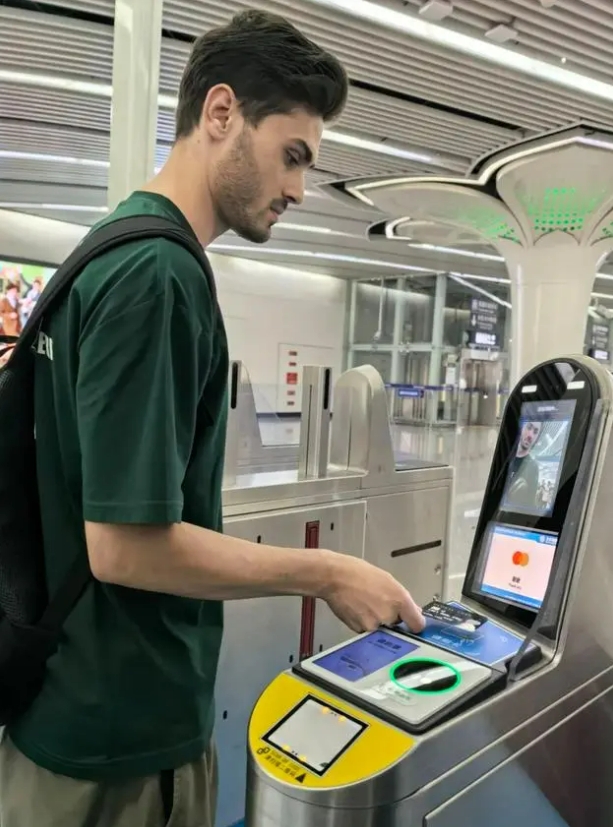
left=389, top=658, right=461, bottom=696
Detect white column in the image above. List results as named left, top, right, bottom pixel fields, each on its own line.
left=107, top=0, right=164, bottom=210
left=428, top=272, right=447, bottom=386
left=346, top=280, right=358, bottom=370
left=504, top=235, right=604, bottom=385
left=390, top=277, right=406, bottom=383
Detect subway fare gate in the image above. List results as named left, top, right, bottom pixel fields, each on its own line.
left=245, top=355, right=613, bottom=827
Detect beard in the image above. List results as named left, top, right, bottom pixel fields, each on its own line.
left=211, top=127, right=273, bottom=244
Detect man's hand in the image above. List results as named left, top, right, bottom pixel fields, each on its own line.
left=321, top=554, right=425, bottom=634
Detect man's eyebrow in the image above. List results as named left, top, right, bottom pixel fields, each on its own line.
left=293, top=139, right=315, bottom=167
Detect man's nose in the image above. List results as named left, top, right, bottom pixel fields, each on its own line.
left=284, top=173, right=306, bottom=207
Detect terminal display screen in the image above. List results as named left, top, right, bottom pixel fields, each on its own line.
left=477, top=524, right=559, bottom=610
left=313, top=631, right=418, bottom=682
left=501, top=399, right=576, bottom=517
left=264, top=696, right=366, bottom=776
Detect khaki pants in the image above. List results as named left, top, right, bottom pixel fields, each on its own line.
left=0, top=734, right=217, bottom=827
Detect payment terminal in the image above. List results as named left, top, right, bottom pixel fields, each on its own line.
left=247, top=356, right=613, bottom=827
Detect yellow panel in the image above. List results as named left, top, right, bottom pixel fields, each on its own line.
left=248, top=671, right=414, bottom=789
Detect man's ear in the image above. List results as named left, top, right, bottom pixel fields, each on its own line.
left=200, top=84, right=239, bottom=141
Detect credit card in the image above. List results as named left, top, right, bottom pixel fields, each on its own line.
left=422, top=600, right=487, bottom=632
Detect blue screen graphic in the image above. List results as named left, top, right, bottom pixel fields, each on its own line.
left=314, top=631, right=418, bottom=682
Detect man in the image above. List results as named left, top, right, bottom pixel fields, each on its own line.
left=0, top=10, right=424, bottom=827
left=22, top=276, right=43, bottom=325
left=0, top=282, right=21, bottom=336
left=505, top=420, right=542, bottom=511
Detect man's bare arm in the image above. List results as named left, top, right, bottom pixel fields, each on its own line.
left=85, top=521, right=425, bottom=633
left=86, top=521, right=333, bottom=601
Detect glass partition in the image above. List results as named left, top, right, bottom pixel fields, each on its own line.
left=353, top=280, right=397, bottom=345
left=251, top=383, right=300, bottom=448
left=351, top=351, right=392, bottom=383
left=353, top=279, right=435, bottom=347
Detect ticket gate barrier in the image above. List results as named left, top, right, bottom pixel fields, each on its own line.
left=246, top=355, right=613, bottom=827
left=388, top=384, right=457, bottom=427
left=223, top=361, right=333, bottom=482
left=215, top=364, right=453, bottom=827
left=457, top=349, right=503, bottom=427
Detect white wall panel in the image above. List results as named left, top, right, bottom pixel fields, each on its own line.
left=0, top=213, right=348, bottom=414
left=209, top=252, right=347, bottom=412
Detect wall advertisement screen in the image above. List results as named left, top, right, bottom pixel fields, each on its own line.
left=0, top=260, right=55, bottom=336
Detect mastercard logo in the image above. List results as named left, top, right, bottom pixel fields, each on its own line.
left=512, top=551, right=530, bottom=567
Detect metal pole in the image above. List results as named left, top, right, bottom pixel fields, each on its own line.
left=428, top=273, right=447, bottom=386
left=390, top=277, right=407, bottom=383
left=107, top=0, right=164, bottom=210
left=347, top=280, right=358, bottom=370
left=341, top=280, right=354, bottom=372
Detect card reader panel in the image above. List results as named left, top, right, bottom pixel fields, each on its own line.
left=294, top=628, right=504, bottom=734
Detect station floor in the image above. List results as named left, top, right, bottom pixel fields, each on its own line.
left=258, top=418, right=499, bottom=595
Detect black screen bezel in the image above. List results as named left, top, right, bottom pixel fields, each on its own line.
left=462, top=359, right=598, bottom=628
left=262, top=695, right=367, bottom=777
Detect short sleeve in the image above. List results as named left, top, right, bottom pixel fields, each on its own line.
left=76, top=248, right=211, bottom=525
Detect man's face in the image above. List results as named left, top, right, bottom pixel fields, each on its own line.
left=519, top=421, right=542, bottom=453
left=209, top=109, right=323, bottom=244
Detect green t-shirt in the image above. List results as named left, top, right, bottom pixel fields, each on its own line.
left=9, top=192, right=229, bottom=780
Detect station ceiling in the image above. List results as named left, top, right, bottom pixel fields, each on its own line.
left=1, top=0, right=613, bottom=308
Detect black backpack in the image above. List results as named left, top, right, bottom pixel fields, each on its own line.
left=0, top=215, right=216, bottom=724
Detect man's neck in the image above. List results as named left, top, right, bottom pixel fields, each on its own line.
left=140, top=143, right=224, bottom=247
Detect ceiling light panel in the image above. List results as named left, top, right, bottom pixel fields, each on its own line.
left=0, top=82, right=111, bottom=133
left=6, top=2, right=613, bottom=139
left=208, top=244, right=436, bottom=273
left=0, top=7, right=114, bottom=83
left=449, top=273, right=511, bottom=308
left=419, top=1, right=454, bottom=23
left=485, top=24, right=519, bottom=45
left=305, top=0, right=613, bottom=104
left=0, top=69, right=457, bottom=172
left=32, top=0, right=113, bottom=12
left=158, top=0, right=613, bottom=142
left=0, top=202, right=107, bottom=212
left=409, top=243, right=504, bottom=262
left=337, top=87, right=508, bottom=160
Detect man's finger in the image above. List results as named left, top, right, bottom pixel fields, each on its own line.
left=399, top=591, right=425, bottom=633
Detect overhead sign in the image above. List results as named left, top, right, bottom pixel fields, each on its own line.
left=468, top=330, right=498, bottom=348
left=397, top=387, right=424, bottom=399
left=467, top=298, right=500, bottom=349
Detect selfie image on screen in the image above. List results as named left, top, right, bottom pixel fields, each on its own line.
left=501, top=400, right=576, bottom=517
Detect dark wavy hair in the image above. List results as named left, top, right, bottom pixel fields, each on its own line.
left=175, top=9, right=348, bottom=139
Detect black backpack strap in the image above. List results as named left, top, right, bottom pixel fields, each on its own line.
left=19, top=214, right=216, bottom=357
left=30, top=214, right=216, bottom=633
left=0, top=335, right=18, bottom=356
left=39, top=551, right=92, bottom=630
